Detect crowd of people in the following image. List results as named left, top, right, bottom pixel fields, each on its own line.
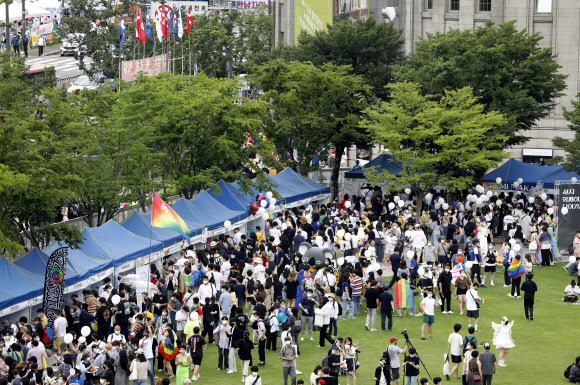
left=0, top=186, right=577, bottom=385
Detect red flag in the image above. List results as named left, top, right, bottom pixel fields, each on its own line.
left=136, top=10, right=146, bottom=44
left=161, top=8, right=168, bottom=38
left=186, top=7, right=193, bottom=34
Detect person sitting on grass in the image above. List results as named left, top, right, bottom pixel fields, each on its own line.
left=564, top=280, right=580, bottom=303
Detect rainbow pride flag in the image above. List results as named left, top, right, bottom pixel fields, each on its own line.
left=394, top=278, right=413, bottom=309
left=158, top=336, right=179, bottom=361
left=495, top=260, right=504, bottom=268
left=151, top=191, right=191, bottom=238
left=507, top=260, right=526, bottom=279
left=179, top=271, right=193, bottom=295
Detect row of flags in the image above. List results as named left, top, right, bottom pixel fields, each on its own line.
left=120, top=8, right=195, bottom=45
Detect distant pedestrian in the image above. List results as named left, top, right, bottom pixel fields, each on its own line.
left=478, top=343, right=496, bottom=385
left=22, top=35, right=28, bottom=57
left=11, top=35, right=19, bottom=54
left=520, top=272, right=537, bottom=320
left=379, top=287, right=394, bottom=332
left=280, top=336, right=297, bottom=385
left=37, top=35, right=45, bottom=56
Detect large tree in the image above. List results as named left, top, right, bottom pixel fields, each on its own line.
left=251, top=60, right=370, bottom=196
left=552, top=94, right=580, bottom=171
left=396, top=21, right=567, bottom=148
left=362, top=82, right=507, bottom=218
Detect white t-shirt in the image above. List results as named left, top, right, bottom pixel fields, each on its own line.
left=220, top=261, right=231, bottom=281
left=107, top=333, right=127, bottom=344
left=448, top=333, right=463, bottom=356
left=385, top=345, right=403, bottom=368
left=565, top=285, right=580, bottom=295
left=245, top=373, right=262, bottom=385
left=210, top=271, right=223, bottom=289
left=140, top=337, right=154, bottom=360
left=270, top=228, right=281, bottom=245
left=465, top=288, right=481, bottom=311
left=54, top=316, right=67, bottom=337
left=254, top=264, right=266, bottom=284
left=420, top=297, right=436, bottom=316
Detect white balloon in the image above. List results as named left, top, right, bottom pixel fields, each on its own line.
left=417, top=267, right=425, bottom=276
left=465, top=261, right=473, bottom=269
left=223, top=220, right=231, bottom=229
left=337, top=257, right=345, bottom=266
left=528, top=197, right=534, bottom=204
left=388, top=202, right=395, bottom=210
left=481, top=195, right=489, bottom=202
left=269, top=198, right=276, bottom=206
left=344, top=233, right=352, bottom=241
left=509, top=238, right=516, bottom=246
left=111, top=294, right=121, bottom=305
left=435, top=203, right=441, bottom=209
left=486, top=191, right=493, bottom=197
left=517, top=178, right=523, bottom=184
left=70, top=369, right=76, bottom=376
left=262, top=213, right=269, bottom=221
left=513, top=182, right=520, bottom=188
left=407, top=250, right=414, bottom=259
left=513, top=244, right=521, bottom=252
left=266, top=191, right=273, bottom=200
left=475, top=185, right=484, bottom=193
left=541, top=193, right=547, bottom=201
left=257, top=207, right=266, bottom=215
left=496, top=177, right=502, bottom=184
left=475, top=198, right=483, bottom=206
left=425, top=193, right=433, bottom=202
left=365, top=249, right=373, bottom=258
left=78, top=336, right=86, bottom=344
left=547, top=199, right=554, bottom=207
left=337, top=229, right=345, bottom=238
left=438, top=197, right=445, bottom=204
left=394, top=196, right=400, bottom=203
left=260, top=199, right=268, bottom=207
left=405, top=188, right=411, bottom=195
left=496, top=199, right=502, bottom=206
left=81, top=326, right=91, bottom=337
left=548, top=207, right=554, bottom=215
left=344, top=201, right=352, bottom=209
left=572, top=177, right=578, bottom=183
left=398, top=200, right=405, bottom=207
left=562, top=207, right=569, bottom=215
left=570, top=256, right=577, bottom=264
left=64, top=333, right=74, bottom=344
left=442, top=203, right=449, bottom=210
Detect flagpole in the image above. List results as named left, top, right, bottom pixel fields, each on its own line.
left=147, top=191, right=153, bottom=306
left=188, top=31, right=191, bottom=76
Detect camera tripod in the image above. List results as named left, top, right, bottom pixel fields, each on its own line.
left=402, top=334, right=433, bottom=381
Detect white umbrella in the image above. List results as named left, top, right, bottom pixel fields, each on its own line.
left=0, top=1, right=52, bottom=22
left=120, top=274, right=144, bottom=285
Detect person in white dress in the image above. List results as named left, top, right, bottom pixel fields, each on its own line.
left=491, top=316, right=515, bottom=367
left=477, top=222, right=490, bottom=256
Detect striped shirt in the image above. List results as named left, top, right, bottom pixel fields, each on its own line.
left=350, top=276, right=363, bottom=297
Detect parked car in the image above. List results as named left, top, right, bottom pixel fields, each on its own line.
left=60, top=33, right=86, bottom=56
left=66, top=75, right=106, bottom=94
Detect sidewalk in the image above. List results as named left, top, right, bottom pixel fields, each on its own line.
left=28, top=44, right=60, bottom=58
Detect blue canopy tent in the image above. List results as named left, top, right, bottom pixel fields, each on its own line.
left=278, top=168, right=330, bottom=196
left=208, top=180, right=251, bottom=212
left=0, top=257, right=45, bottom=311
left=482, top=159, right=560, bottom=188
left=14, top=248, right=80, bottom=282
left=171, top=198, right=218, bottom=232
left=85, top=221, right=163, bottom=265
left=537, top=167, right=580, bottom=189
left=188, top=190, right=246, bottom=228
left=121, top=212, right=185, bottom=247
left=44, top=237, right=115, bottom=280
left=344, top=154, right=404, bottom=179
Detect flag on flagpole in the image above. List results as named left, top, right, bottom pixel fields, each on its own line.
left=167, top=11, right=172, bottom=39
left=173, top=13, right=178, bottom=37
left=162, top=8, right=169, bottom=38
left=155, top=10, right=163, bottom=41
left=194, top=56, right=198, bottom=76
left=177, top=10, right=183, bottom=38
left=136, top=10, right=146, bottom=44
left=119, top=19, right=126, bottom=44
left=151, top=191, right=191, bottom=238
left=145, top=15, right=152, bottom=40
left=186, top=7, right=193, bottom=34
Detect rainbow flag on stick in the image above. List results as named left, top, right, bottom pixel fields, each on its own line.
left=495, top=260, right=504, bottom=268
left=158, top=336, right=179, bottom=361
left=394, top=278, right=413, bottom=309
left=151, top=191, right=191, bottom=238
left=507, top=260, right=525, bottom=279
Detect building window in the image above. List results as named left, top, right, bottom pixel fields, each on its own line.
left=536, top=0, right=551, bottom=13
left=479, top=0, right=491, bottom=12
left=449, top=0, right=460, bottom=11
left=426, top=0, right=433, bottom=10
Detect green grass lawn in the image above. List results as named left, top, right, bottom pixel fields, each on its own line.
left=170, top=263, right=577, bottom=384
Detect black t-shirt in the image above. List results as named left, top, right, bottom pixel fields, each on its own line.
left=437, top=272, right=452, bottom=292
left=364, top=287, right=380, bottom=309
left=403, top=355, right=420, bottom=377
left=329, top=354, right=342, bottom=374
left=152, top=294, right=167, bottom=315
left=234, top=313, right=249, bottom=329
left=485, top=252, right=496, bottom=265
left=417, top=278, right=433, bottom=291
left=234, top=284, right=246, bottom=302
left=96, top=306, right=112, bottom=325
left=389, top=253, right=401, bottom=271
left=188, top=335, right=206, bottom=357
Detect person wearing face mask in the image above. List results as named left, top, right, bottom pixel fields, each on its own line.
left=419, top=291, right=438, bottom=340
left=454, top=269, right=472, bottom=316
left=107, top=326, right=126, bottom=346
left=403, top=348, right=420, bottom=385
left=187, top=327, right=206, bottom=381
left=437, top=265, right=453, bottom=314
left=310, top=365, right=323, bottom=385
left=280, top=337, right=297, bottom=385
left=198, top=277, right=216, bottom=307
left=213, top=316, right=232, bottom=371
left=174, top=345, right=192, bottom=385
left=245, top=366, right=262, bottom=385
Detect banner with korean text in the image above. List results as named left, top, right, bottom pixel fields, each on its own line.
left=122, top=54, right=169, bottom=82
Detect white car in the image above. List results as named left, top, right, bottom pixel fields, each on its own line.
left=66, top=75, right=105, bottom=94
left=60, top=33, right=86, bottom=56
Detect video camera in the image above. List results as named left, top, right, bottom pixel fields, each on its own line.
left=401, top=329, right=410, bottom=341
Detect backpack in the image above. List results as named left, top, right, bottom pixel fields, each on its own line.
left=263, top=317, right=272, bottom=337
left=565, top=363, right=575, bottom=379
left=568, top=242, right=574, bottom=255
left=209, top=272, right=216, bottom=285
left=303, top=277, right=315, bottom=292
left=321, top=355, right=330, bottom=369
left=292, top=316, right=303, bottom=334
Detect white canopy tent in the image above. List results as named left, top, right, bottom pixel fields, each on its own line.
left=0, top=1, right=52, bottom=22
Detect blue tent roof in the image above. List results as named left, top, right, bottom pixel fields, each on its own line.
left=121, top=212, right=184, bottom=247
left=537, top=167, right=580, bottom=189
left=14, top=248, right=80, bottom=282
left=279, top=168, right=330, bottom=195
left=274, top=168, right=330, bottom=198
left=84, top=221, right=163, bottom=264
left=208, top=180, right=251, bottom=212
left=482, top=159, right=561, bottom=188
left=344, top=154, right=403, bottom=179
left=0, top=257, right=45, bottom=311
left=188, top=190, right=247, bottom=228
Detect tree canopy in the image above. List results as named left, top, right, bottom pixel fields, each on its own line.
left=552, top=94, right=580, bottom=172
left=396, top=21, right=567, bottom=148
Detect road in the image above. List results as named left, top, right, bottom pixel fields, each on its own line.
left=25, top=44, right=92, bottom=79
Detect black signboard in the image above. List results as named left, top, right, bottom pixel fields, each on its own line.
left=557, top=183, right=580, bottom=254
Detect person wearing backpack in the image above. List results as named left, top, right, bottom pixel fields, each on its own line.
left=569, top=356, right=580, bottom=383
left=299, top=289, right=318, bottom=341
left=256, top=314, right=266, bottom=367
left=245, top=366, right=262, bottom=385
left=374, top=356, right=390, bottom=385
left=266, top=308, right=279, bottom=351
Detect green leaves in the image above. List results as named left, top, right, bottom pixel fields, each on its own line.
left=396, top=21, right=567, bottom=148
left=362, top=83, right=507, bottom=215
